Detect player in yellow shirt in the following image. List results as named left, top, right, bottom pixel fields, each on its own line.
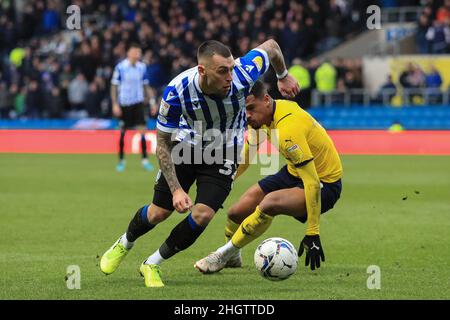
left=195, top=80, right=343, bottom=272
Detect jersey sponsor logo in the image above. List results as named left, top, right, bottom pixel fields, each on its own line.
left=159, top=100, right=170, bottom=116
left=252, top=56, right=263, bottom=72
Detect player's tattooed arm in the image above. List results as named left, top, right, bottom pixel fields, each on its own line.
left=258, top=39, right=300, bottom=98
left=257, top=39, right=287, bottom=77
left=156, top=130, right=182, bottom=193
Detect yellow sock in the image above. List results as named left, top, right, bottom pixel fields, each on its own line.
left=224, top=217, right=240, bottom=243
left=231, top=206, right=273, bottom=248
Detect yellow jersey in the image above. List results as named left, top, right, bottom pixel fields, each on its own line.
left=250, top=99, right=343, bottom=183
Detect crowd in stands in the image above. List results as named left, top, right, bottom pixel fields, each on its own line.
left=376, top=62, right=446, bottom=105
left=417, top=0, right=450, bottom=54
left=0, top=0, right=437, bottom=120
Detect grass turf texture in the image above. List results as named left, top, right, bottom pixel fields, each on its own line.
left=1, top=154, right=449, bottom=300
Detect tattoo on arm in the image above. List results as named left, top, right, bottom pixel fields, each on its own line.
left=110, top=85, right=118, bottom=105
left=257, top=39, right=287, bottom=76
left=156, top=130, right=181, bottom=193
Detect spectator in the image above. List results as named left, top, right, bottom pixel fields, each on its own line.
left=85, top=82, right=102, bottom=118
left=25, top=79, right=42, bottom=118
left=46, top=87, right=63, bottom=118
left=288, top=58, right=312, bottom=108
left=1, top=0, right=428, bottom=119
left=42, top=0, right=60, bottom=34
left=0, top=82, right=14, bottom=118
left=68, top=73, right=88, bottom=111
left=436, top=0, right=450, bottom=23
left=315, top=60, right=337, bottom=93
left=71, top=41, right=98, bottom=82
left=425, top=66, right=443, bottom=104
left=376, top=75, right=397, bottom=104
left=425, top=66, right=443, bottom=88
left=417, top=12, right=432, bottom=53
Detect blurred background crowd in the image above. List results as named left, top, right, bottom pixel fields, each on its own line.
left=1, top=0, right=447, bottom=121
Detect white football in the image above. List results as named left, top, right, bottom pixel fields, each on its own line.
left=254, top=237, right=298, bottom=281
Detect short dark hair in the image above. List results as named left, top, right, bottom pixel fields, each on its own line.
left=197, top=40, right=231, bottom=61
left=127, top=43, right=141, bottom=51
left=249, top=80, right=267, bottom=99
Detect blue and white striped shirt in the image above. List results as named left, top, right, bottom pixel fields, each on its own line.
left=157, top=49, right=269, bottom=147
left=111, top=59, right=149, bottom=106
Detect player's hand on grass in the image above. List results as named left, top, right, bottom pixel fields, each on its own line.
left=277, top=74, right=300, bottom=99
left=113, top=103, right=122, bottom=117
left=172, top=188, right=193, bottom=213
left=298, top=235, right=325, bottom=271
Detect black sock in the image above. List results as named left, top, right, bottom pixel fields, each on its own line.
left=141, top=133, right=147, bottom=159
left=159, top=213, right=205, bottom=259
left=119, top=129, right=126, bottom=161
left=126, top=205, right=156, bottom=242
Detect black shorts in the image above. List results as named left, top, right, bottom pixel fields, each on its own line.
left=258, top=165, right=342, bottom=223
left=120, top=103, right=146, bottom=129
left=152, top=146, right=238, bottom=212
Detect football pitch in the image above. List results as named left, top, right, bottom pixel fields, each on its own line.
left=1, top=153, right=449, bottom=300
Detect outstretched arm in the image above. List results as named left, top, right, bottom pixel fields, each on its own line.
left=257, top=39, right=300, bottom=98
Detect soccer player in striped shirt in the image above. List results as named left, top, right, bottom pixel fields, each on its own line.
left=111, top=43, right=155, bottom=172
left=100, top=39, right=300, bottom=287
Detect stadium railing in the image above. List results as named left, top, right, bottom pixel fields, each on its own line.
left=381, top=6, right=422, bottom=23
left=311, top=88, right=450, bottom=107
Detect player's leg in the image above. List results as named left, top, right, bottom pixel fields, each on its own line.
left=223, top=183, right=266, bottom=267
left=226, top=183, right=266, bottom=237
left=153, top=178, right=230, bottom=267
left=137, top=125, right=154, bottom=171
left=116, top=127, right=126, bottom=172
left=232, top=179, right=343, bottom=245
left=101, top=162, right=194, bottom=278
left=100, top=204, right=172, bottom=275
left=116, top=105, right=130, bottom=172
left=135, top=103, right=153, bottom=171
left=229, top=166, right=303, bottom=248
left=195, top=166, right=297, bottom=273
left=210, top=188, right=303, bottom=269
left=142, top=203, right=217, bottom=287
left=139, top=162, right=198, bottom=287
left=149, top=158, right=236, bottom=276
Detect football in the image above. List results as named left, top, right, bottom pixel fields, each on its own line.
left=254, top=237, right=298, bottom=281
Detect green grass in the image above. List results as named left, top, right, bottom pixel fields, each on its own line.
left=1, top=154, right=449, bottom=299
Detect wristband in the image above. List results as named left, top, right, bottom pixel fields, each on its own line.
left=276, top=69, right=288, bottom=80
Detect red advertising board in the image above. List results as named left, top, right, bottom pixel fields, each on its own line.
left=1, top=130, right=450, bottom=155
